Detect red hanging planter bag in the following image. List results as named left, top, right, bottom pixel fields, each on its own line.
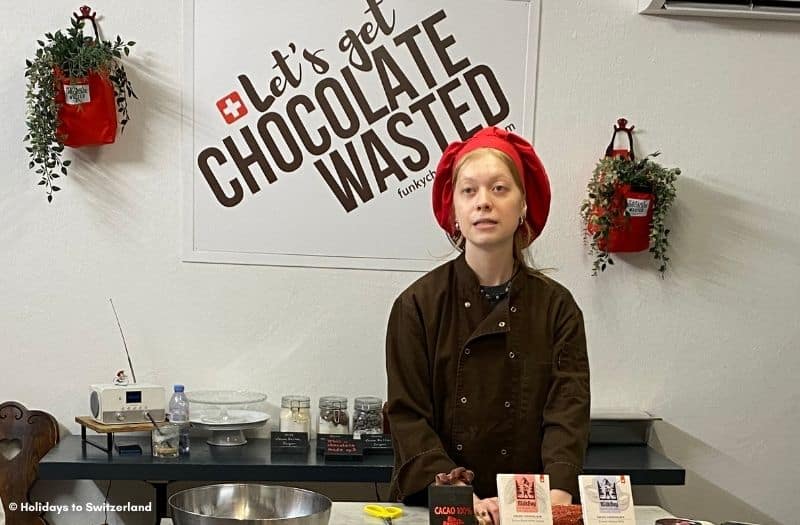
left=587, top=119, right=655, bottom=253
left=54, top=68, right=117, bottom=147
left=53, top=8, right=117, bottom=147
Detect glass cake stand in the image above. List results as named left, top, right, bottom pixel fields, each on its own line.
left=185, top=390, right=269, bottom=446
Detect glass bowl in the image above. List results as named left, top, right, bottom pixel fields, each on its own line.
left=185, top=390, right=267, bottom=424
left=185, top=390, right=267, bottom=405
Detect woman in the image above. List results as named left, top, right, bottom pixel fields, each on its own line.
left=385, top=127, right=590, bottom=523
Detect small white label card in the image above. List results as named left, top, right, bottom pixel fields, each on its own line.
left=64, top=83, right=91, bottom=105
left=625, top=198, right=650, bottom=217
left=497, top=474, right=552, bottom=525
left=578, top=475, right=636, bottom=525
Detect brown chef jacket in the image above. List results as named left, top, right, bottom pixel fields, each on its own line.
left=386, top=253, right=590, bottom=502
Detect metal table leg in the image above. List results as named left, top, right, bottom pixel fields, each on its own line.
left=148, top=481, right=169, bottom=525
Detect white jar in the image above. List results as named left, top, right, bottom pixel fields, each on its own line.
left=279, top=395, right=311, bottom=434
left=317, top=396, right=350, bottom=435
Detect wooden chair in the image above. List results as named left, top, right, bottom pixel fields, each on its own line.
left=0, top=402, right=59, bottom=525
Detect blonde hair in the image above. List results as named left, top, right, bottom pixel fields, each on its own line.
left=450, top=148, right=540, bottom=274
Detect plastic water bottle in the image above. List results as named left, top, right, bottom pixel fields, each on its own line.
left=169, top=384, right=191, bottom=455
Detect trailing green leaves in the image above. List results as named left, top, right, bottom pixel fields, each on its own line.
left=24, top=17, right=136, bottom=202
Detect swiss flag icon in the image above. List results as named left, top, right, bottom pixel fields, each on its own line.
left=216, top=91, right=248, bottom=124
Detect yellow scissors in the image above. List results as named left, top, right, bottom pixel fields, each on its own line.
left=364, top=504, right=403, bottom=525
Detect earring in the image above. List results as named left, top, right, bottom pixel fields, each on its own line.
left=455, top=220, right=460, bottom=231
left=519, top=216, right=525, bottom=226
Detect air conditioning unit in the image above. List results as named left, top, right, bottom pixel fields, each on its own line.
left=639, top=0, right=800, bottom=20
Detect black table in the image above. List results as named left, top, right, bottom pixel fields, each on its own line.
left=39, top=436, right=685, bottom=523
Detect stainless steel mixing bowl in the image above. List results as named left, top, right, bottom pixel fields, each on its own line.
left=169, top=484, right=333, bottom=525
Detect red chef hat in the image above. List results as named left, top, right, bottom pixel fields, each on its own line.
left=432, top=126, right=551, bottom=247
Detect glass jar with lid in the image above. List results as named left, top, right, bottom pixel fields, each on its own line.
left=317, top=396, right=350, bottom=435
left=279, top=395, right=311, bottom=434
left=352, top=396, right=383, bottom=439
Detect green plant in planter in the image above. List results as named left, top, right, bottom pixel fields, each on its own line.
left=580, top=152, right=680, bottom=276
left=24, top=17, right=136, bottom=202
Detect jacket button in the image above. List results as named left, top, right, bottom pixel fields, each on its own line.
left=504, top=401, right=511, bottom=408
left=508, top=352, right=515, bottom=359
left=456, top=444, right=463, bottom=451
left=510, top=306, right=517, bottom=313
left=500, top=449, right=508, bottom=456
left=464, top=301, right=471, bottom=308
left=498, top=321, right=506, bottom=328
left=460, top=397, right=467, bottom=404
left=464, top=348, right=471, bottom=355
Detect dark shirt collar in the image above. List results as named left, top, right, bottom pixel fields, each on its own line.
left=454, top=252, right=526, bottom=303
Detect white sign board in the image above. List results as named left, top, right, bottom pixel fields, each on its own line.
left=182, top=0, right=541, bottom=270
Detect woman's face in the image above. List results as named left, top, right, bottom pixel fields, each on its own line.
left=452, top=150, right=526, bottom=252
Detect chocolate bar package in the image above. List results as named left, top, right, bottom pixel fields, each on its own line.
left=578, top=475, right=636, bottom=525
left=428, top=485, right=477, bottom=525
left=496, top=474, right=553, bottom=525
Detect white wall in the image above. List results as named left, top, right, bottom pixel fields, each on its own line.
left=2, top=1, right=798, bottom=524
